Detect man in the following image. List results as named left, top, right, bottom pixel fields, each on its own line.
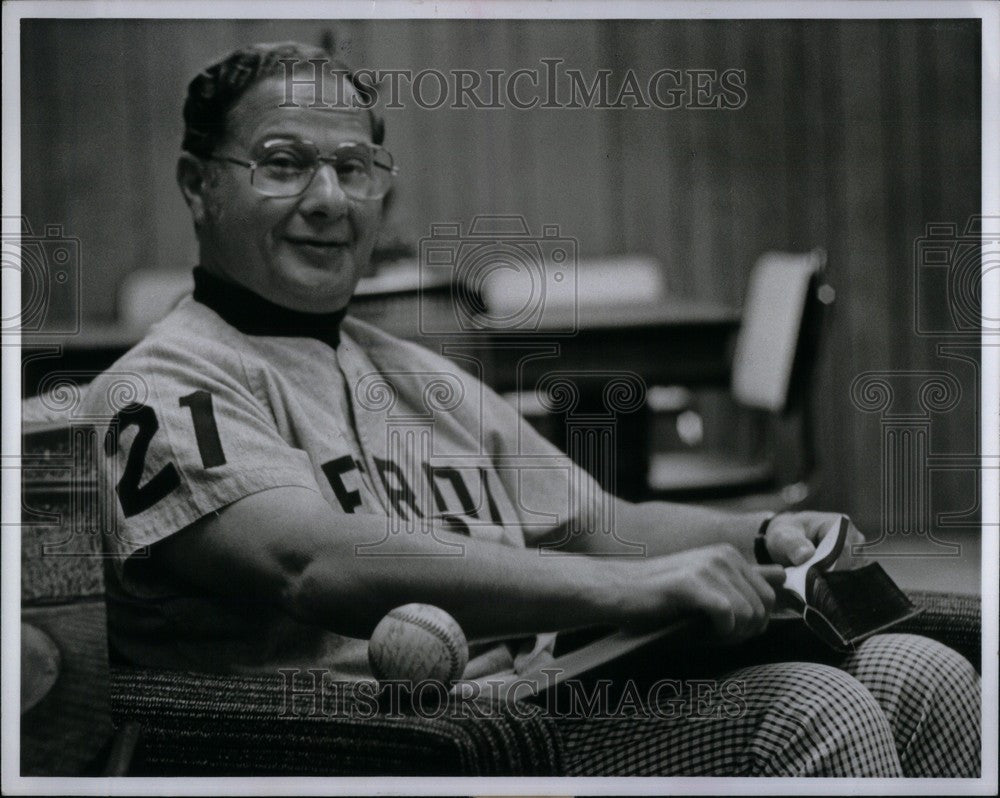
left=84, top=41, right=980, bottom=776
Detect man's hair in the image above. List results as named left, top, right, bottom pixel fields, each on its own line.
left=182, top=41, right=385, bottom=158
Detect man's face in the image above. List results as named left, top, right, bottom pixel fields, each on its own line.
left=196, top=77, right=383, bottom=312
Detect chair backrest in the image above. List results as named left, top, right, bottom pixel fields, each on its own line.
left=731, top=249, right=830, bottom=413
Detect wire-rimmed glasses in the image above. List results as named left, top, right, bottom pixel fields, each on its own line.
left=209, top=138, right=397, bottom=201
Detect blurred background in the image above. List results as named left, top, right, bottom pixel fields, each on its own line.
left=19, top=18, right=982, bottom=580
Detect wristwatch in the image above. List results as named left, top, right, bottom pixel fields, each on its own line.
left=754, top=513, right=777, bottom=565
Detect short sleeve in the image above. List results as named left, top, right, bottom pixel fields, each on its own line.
left=479, top=383, right=612, bottom=547
left=89, top=336, right=322, bottom=583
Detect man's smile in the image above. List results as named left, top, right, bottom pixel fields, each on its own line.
left=284, top=235, right=351, bottom=250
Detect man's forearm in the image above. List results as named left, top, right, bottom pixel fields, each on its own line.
left=284, top=511, right=629, bottom=641
left=158, top=487, right=775, bottom=646
left=554, top=498, right=770, bottom=562
left=158, top=487, right=633, bottom=643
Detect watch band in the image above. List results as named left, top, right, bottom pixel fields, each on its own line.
left=754, top=513, right=777, bottom=565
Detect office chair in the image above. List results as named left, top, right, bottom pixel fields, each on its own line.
left=645, top=249, right=833, bottom=508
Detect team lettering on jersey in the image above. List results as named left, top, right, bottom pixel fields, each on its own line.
left=105, top=397, right=506, bottom=533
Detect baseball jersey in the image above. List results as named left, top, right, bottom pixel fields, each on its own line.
left=85, top=267, right=607, bottom=681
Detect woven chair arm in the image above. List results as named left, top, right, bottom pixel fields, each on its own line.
left=110, top=667, right=564, bottom=776
left=900, top=589, right=981, bottom=673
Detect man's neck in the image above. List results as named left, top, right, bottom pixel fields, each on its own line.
left=191, top=266, right=348, bottom=350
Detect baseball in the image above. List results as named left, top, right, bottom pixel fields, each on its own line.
left=368, top=604, right=469, bottom=685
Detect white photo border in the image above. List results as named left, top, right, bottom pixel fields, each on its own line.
left=2, top=1, right=997, bottom=795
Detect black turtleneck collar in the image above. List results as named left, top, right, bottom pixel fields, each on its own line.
left=192, top=266, right=348, bottom=350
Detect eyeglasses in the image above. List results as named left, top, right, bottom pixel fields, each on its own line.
left=209, top=138, right=398, bottom=200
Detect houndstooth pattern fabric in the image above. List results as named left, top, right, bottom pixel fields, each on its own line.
left=556, top=633, right=980, bottom=777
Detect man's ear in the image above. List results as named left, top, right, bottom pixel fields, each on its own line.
left=177, top=153, right=209, bottom=227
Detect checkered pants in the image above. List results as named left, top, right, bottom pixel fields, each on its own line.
left=555, top=633, right=981, bottom=777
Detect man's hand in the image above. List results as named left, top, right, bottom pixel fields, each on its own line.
left=763, top=511, right=868, bottom=569
left=619, top=544, right=786, bottom=643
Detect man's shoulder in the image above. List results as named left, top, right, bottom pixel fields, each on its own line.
left=339, top=315, right=522, bottom=427
left=144, top=296, right=248, bottom=351
left=340, top=315, right=485, bottom=387
left=85, top=299, right=254, bottom=401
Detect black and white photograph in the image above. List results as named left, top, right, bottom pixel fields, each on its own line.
left=2, top=0, right=997, bottom=794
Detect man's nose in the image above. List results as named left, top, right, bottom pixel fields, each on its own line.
left=297, top=163, right=350, bottom=216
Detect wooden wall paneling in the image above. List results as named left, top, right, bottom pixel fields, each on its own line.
left=915, top=23, right=946, bottom=227
left=684, top=23, right=739, bottom=454
left=741, top=22, right=791, bottom=300
left=883, top=20, right=922, bottom=370
left=809, top=20, right=853, bottom=517
left=21, top=22, right=68, bottom=327
left=72, top=21, right=142, bottom=321
left=146, top=21, right=204, bottom=277
left=427, top=20, right=482, bottom=225
left=600, top=20, right=630, bottom=258
left=657, top=21, right=697, bottom=297
left=718, top=21, right=788, bottom=304
left=364, top=21, right=524, bottom=243
left=933, top=20, right=980, bottom=225
left=837, top=22, right=895, bottom=529
left=721, top=21, right=759, bottom=305
left=24, top=22, right=79, bottom=318
left=364, top=22, right=426, bottom=237
left=929, top=21, right=981, bottom=464
left=786, top=21, right=836, bottom=510
left=705, top=21, right=740, bottom=299
left=683, top=21, right=731, bottom=303
left=601, top=19, right=648, bottom=260
left=479, top=20, right=527, bottom=220
left=482, top=19, right=538, bottom=220
left=358, top=22, right=418, bottom=238
left=836, top=19, right=893, bottom=251
left=470, top=19, right=527, bottom=220
left=521, top=19, right=619, bottom=258
left=607, top=20, right=690, bottom=292
left=116, top=22, right=160, bottom=291
left=749, top=21, right=792, bottom=284
left=783, top=21, right=826, bottom=253
left=893, top=20, right=926, bottom=302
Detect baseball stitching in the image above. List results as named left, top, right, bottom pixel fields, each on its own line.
left=393, top=609, right=464, bottom=680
